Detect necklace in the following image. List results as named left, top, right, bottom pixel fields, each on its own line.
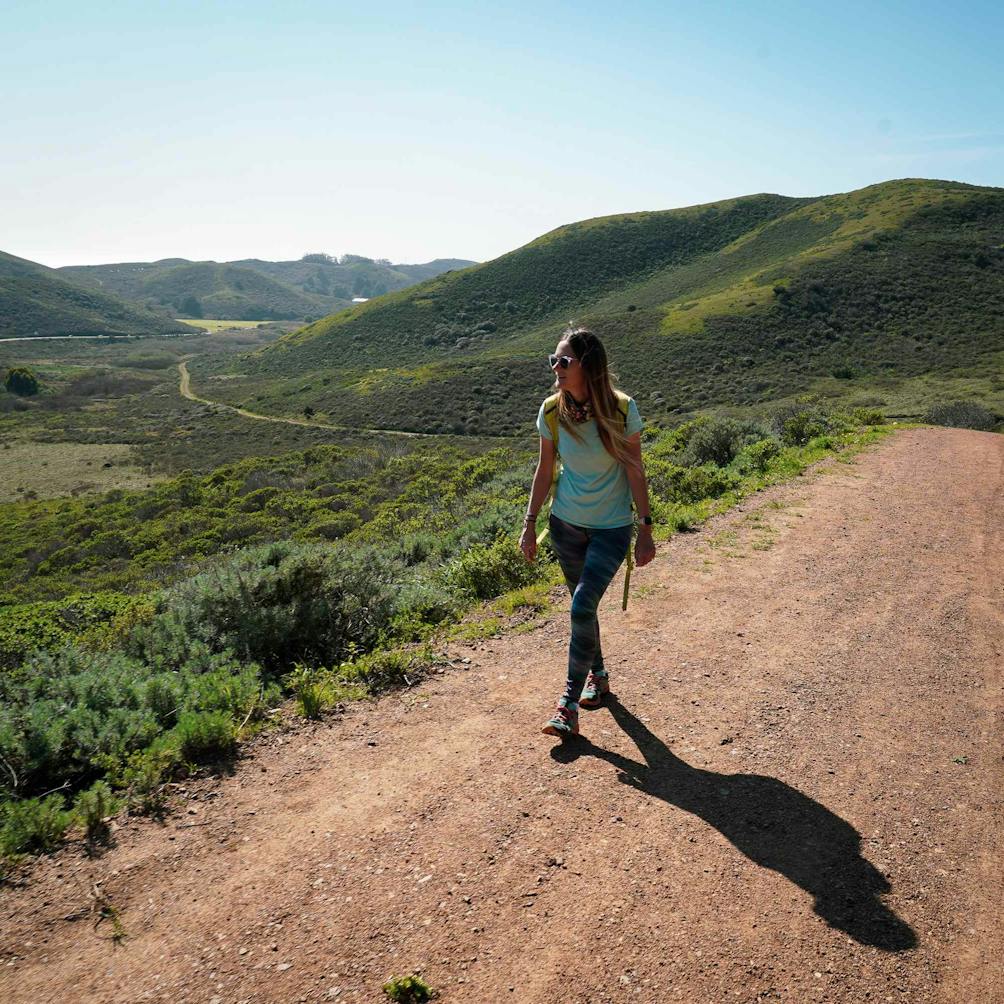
left=567, top=394, right=593, bottom=423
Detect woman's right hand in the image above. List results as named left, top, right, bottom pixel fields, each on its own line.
left=519, top=524, right=537, bottom=563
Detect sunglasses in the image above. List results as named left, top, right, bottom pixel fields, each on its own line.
left=548, top=354, right=577, bottom=369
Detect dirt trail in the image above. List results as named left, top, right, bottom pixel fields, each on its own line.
left=176, top=361, right=512, bottom=441
left=2, top=427, right=1001, bottom=1004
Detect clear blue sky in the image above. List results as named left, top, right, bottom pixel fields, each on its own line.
left=3, top=0, right=1001, bottom=267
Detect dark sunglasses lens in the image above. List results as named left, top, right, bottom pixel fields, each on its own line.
left=548, top=355, right=570, bottom=369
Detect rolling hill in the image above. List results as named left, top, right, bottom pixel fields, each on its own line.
left=190, top=179, right=1004, bottom=435
left=58, top=255, right=476, bottom=321
left=0, top=251, right=196, bottom=339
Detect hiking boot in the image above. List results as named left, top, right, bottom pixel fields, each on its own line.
left=541, top=704, right=579, bottom=738
left=579, top=671, right=610, bottom=709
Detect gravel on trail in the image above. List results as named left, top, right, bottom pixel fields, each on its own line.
left=1, top=426, right=1001, bottom=1004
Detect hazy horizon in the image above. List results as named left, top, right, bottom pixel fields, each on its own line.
left=4, top=1, right=1002, bottom=269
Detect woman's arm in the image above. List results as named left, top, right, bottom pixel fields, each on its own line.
left=519, top=437, right=556, bottom=563
left=624, top=433, right=656, bottom=567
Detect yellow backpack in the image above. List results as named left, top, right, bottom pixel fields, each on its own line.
left=536, top=390, right=636, bottom=610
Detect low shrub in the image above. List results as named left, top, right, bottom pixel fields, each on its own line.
left=0, top=794, right=71, bottom=856
left=289, top=664, right=325, bottom=719
left=924, top=400, right=997, bottom=431
left=307, top=512, right=361, bottom=540
left=100, top=746, right=177, bottom=816
left=0, top=643, right=271, bottom=807
left=647, top=462, right=737, bottom=504
left=0, top=646, right=164, bottom=796
left=736, top=438, right=781, bottom=473
left=4, top=367, right=39, bottom=397
left=393, top=532, right=443, bottom=566
left=441, top=534, right=543, bottom=601
left=768, top=402, right=830, bottom=446
left=169, top=710, right=235, bottom=763
left=73, top=780, right=119, bottom=844
left=383, top=974, right=434, bottom=1003
left=182, top=661, right=276, bottom=721
left=448, top=502, right=525, bottom=553
left=132, top=540, right=404, bottom=673
left=0, top=592, right=153, bottom=673
left=339, top=646, right=436, bottom=693
left=681, top=417, right=746, bottom=467
left=851, top=407, right=885, bottom=426
left=808, top=434, right=837, bottom=450
left=387, top=576, right=459, bottom=642
left=679, top=464, right=737, bottom=500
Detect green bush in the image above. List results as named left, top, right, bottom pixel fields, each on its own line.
left=441, top=534, right=543, bottom=601
left=4, top=367, right=39, bottom=397
left=0, top=646, right=164, bottom=795
left=924, top=400, right=997, bottom=431
left=681, top=417, right=745, bottom=467
left=393, top=532, right=444, bottom=566
left=0, top=641, right=272, bottom=809
left=182, top=661, right=277, bottom=721
left=737, top=438, right=781, bottom=473
left=851, top=407, right=885, bottom=426
left=102, top=746, right=177, bottom=816
left=289, top=664, right=325, bottom=719
left=383, top=974, right=434, bottom=1003
left=770, top=403, right=830, bottom=446
left=678, top=464, right=737, bottom=500
left=0, top=592, right=151, bottom=672
left=388, top=576, right=458, bottom=642
left=169, top=711, right=236, bottom=763
left=647, top=461, right=737, bottom=504
left=338, top=649, right=418, bottom=692
left=307, top=511, right=361, bottom=540
left=0, top=794, right=71, bottom=856
left=808, top=434, right=836, bottom=450
left=73, top=780, right=119, bottom=844
left=449, top=503, right=525, bottom=552
left=132, top=540, right=404, bottom=673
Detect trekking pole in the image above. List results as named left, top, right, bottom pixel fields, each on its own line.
left=622, top=523, right=634, bottom=611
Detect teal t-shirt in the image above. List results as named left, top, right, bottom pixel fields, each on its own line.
left=536, top=396, right=643, bottom=529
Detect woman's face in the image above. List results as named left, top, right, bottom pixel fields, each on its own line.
left=552, top=339, right=588, bottom=399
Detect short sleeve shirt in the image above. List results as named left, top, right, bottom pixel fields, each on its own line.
left=536, top=396, right=643, bottom=529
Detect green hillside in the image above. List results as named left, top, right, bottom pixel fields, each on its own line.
left=232, top=255, right=476, bottom=304
left=0, top=252, right=196, bottom=339
left=59, top=255, right=477, bottom=322
left=192, top=179, right=1003, bottom=434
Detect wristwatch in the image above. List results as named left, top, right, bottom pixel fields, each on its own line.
left=640, top=515, right=653, bottom=526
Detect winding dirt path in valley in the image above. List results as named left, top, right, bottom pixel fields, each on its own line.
left=2, top=426, right=1001, bottom=1004
left=176, top=360, right=513, bottom=441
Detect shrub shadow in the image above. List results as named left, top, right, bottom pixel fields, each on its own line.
left=551, top=696, right=916, bottom=951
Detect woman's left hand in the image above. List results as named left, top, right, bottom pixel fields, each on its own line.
left=634, top=528, right=656, bottom=567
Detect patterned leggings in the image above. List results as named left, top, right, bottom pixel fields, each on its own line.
left=548, top=514, right=632, bottom=710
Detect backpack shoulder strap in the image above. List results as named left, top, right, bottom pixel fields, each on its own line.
left=543, top=393, right=561, bottom=448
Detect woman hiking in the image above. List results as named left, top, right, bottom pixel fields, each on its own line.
left=519, top=326, right=656, bottom=738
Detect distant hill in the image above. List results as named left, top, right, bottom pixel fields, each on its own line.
left=0, top=251, right=196, bottom=339
left=194, top=178, right=1003, bottom=435
left=59, top=255, right=477, bottom=321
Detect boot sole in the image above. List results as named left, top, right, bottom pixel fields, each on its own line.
left=541, top=723, right=580, bottom=738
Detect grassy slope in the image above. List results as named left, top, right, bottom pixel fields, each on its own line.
left=194, top=179, right=1003, bottom=433
left=0, top=252, right=196, bottom=338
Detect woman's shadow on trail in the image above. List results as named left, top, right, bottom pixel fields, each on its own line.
left=551, top=697, right=916, bottom=951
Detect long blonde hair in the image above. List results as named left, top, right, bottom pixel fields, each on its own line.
left=556, top=326, right=638, bottom=470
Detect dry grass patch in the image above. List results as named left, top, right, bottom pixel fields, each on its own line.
left=1, top=442, right=162, bottom=502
